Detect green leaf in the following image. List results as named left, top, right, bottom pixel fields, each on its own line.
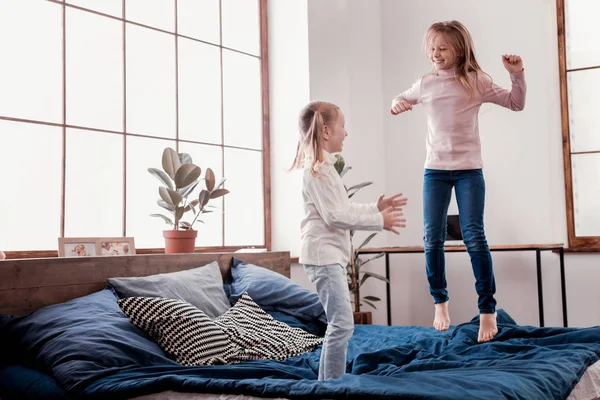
left=174, top=164, right=201, bottom=189
left=362, top=295, right=381, bottom=302
left=175, top=206, right=184, bottom=221
left=205, top=168, right=216, bottom=192
left=159, top=187, right=183, bottom=206
left=357, top=253, right=385, bottom=269
left=362, top=299, right=378, bottom=310
left=148, top=168, right=174, bottom=190
left=184, top=199, right=199, bottom=212
left=150, top=213, right=173, bottom=226
left=356, top=233, right=378, bottom=252
left=215, top=177, right=226, bottom=189
left=340, top=166, right=351, bottom=178
left=198, top=189, right=210, bottom=208
left=162, top=147, right=181, bottom=180
left=359, top=271, right=389, bottom=287
left=347, top=182, right=373, bottom=192
left=157, top=199, right=174, bottom=212
left=333, top=154, right=345, bottom=175
left=180, top=181, right=199, bottom=198
left=179, top=152, right=193, bottom=165
left=210, top=188, right=229, bottom=199
left=179, top=221, right=191, bottom=229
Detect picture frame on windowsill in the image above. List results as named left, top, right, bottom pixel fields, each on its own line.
left=58, top=237, right=136, bottom=257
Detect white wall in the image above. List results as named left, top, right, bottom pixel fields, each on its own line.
left=306, top=0, right=390, bottom=323
left=269, top=1, right=600, bottom=328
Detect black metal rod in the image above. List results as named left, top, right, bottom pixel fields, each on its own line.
left=386, top=253, right=391, bottom=326
left=536, top=249, right=544, bottom=327
left=559, top=247, right=568, bottom=327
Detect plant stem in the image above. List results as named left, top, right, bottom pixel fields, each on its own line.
left=350, top=232, right=360, bottom=313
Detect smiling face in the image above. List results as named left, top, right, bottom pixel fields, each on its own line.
left=322, top=111, right=348, bottom=154
left=429, top=33, right=458, bottom=71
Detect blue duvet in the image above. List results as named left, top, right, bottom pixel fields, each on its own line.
left=78, top=310, right=600, bottom=400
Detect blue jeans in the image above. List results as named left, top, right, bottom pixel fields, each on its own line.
left=423, top=169, right=496, bottom=314
left=304, top=263, right=354, bottom=380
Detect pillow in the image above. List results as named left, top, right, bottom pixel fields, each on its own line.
left=267, top=311, right=326, bottom=337
left=0, top=289, right=176, bottom=395
left=118, top=297, right=245, bottom=366
left=108, top=261, right=230, bottom=318
left=230, top=258, right=327, bottom=323
left=214, top=293, right=323, bottom=361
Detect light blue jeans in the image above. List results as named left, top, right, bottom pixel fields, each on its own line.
left=304, top=263, right=354, bottom=381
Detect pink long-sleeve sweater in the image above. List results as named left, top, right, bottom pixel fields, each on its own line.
left=393, top=68, right=526, bottom=170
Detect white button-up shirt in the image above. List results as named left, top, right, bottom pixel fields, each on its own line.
left=299, top=152, right=383, bottom=267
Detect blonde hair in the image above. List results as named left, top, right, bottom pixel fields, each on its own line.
left=290, top=101, right=340, bottom=177
left=424, top=20, right=492, bottom=98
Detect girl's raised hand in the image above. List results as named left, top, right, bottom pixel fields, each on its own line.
left=502, top=54, right=523, bottom=74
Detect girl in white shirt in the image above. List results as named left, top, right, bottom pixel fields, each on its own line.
left=290, top=101, right=407, bottom=380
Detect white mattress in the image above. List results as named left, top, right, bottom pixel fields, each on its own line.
left=129, top=360, right=600, bottom=400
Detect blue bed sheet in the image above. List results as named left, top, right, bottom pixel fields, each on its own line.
left=75, top=310, right=600, bottom=400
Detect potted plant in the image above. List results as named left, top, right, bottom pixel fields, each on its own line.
left=334, top=155, right=387, bottom=325
left=148, top=147, right=229, bottom=254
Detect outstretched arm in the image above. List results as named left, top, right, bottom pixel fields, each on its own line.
left=481, top=55, right=526, bottom=111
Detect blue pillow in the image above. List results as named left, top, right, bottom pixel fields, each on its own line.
left=0, top=289, right=177, bottom=395
left=267, top=311, right=326, bottom=337
left=230, top=258, right=327, bottom=324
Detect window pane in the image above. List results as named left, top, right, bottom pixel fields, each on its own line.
left=0, top=1, right=62, bottom=123
left=222, top=50, right=262, bottom=149
left=224, top=148, right=264, bottom=245
left=567, top=69, right=600, bottom=153
left=66, top=0, right=122, bottom=18
left=65, top=129, right=123, bottom=237
left=566, top=0, right=600, bottom=69
left=178, top=38, right=222, bottom=145
left=126, top=0, right=174, bottom=32
left=178, top=142, right=223, bottom=246
left=126, top=136, right=176, bottom=248
left=126, top=24, right=176, bottom=138
left=67, top=8, right=123, bottom=132
left=572, top=153, right=600, bottom=237
left=177, top=0, right=220, bottom=44
left=0, top=121, right=62, bottom=251
left=222, top=0, right=260, bottom=56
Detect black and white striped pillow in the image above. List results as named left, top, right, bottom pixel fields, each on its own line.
left=118, top=296, right=243, bottom=366
left=214, top=293, right=324, bottom=361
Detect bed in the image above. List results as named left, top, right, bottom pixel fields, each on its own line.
left=1, top=251, right=600, bottom=400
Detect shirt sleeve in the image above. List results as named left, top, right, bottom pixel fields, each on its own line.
left=392, top=78, right=422, bottom=105
left=304, top=167, right=384, bottom=231
left=480, top=70, right=526, bottom=111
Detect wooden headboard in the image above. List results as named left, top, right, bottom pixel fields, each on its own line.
left=0, top=251, right=290, bottom=316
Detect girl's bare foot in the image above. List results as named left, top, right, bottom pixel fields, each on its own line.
left=478, top=312, right=498, bottom=342
left=433, top=301, right=451, bottom=331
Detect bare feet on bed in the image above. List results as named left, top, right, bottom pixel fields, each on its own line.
left=478, top=313, right=498, bottom=343
left=433, top=301, right=451, bottom=331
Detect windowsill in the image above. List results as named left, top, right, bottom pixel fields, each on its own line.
left=3, top=246, right=267, bottom=260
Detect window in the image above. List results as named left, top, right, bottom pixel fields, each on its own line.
left=557, top=0, right=600, bottom=248
left=0, top=0, right=270, bottom=257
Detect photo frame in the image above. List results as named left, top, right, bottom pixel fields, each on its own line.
left=58, top=237, right=136, bottom=257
